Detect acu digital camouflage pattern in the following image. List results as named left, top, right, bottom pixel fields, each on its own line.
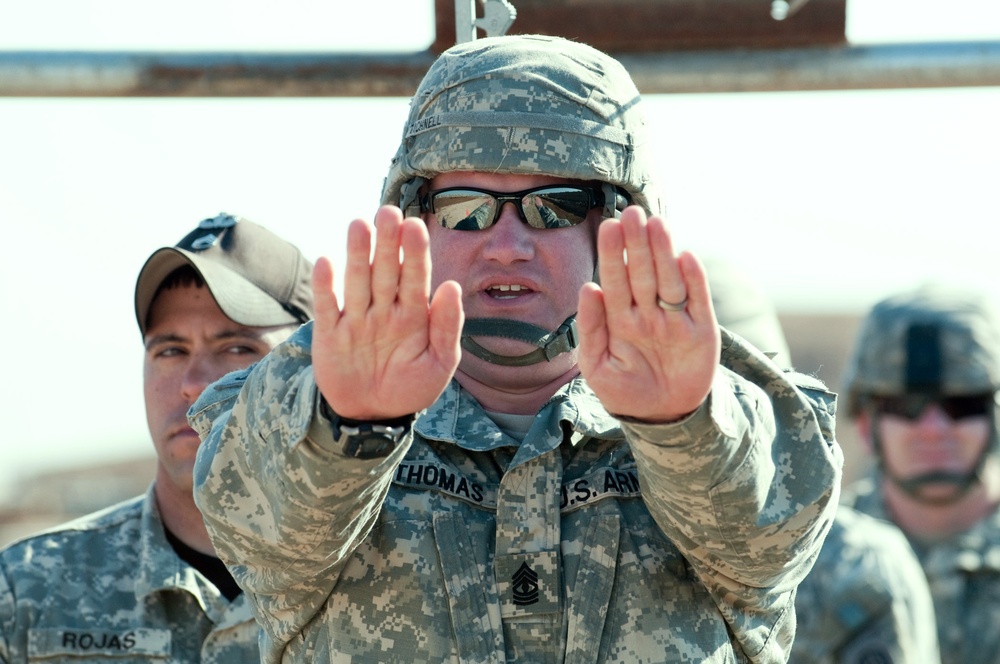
left=791, top=506, right=940, bottom=664
left=191, top=323, right=841, bottom=663
left=842, top=283, right=1000, bottom=416
left=839, top=283, right=1000, bottom=663
left=381, top=34, right=664, bottom=218
left=704, top=260, right=940, bottom=663
left=843, top=477, right=1000, bottom=664
left=0, top=486, right=259, bottom=663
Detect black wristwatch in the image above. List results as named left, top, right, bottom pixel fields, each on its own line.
left=321, top=398, right=414, bottom=460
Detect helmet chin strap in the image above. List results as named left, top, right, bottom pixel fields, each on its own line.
left=889, top=470, right=981, bottom=506
left=461, top=315, right=578, bottom=366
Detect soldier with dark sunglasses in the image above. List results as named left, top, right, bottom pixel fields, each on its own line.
left=191, top=35, right=842, bottom=663
left=843, top=283, right=1000, bottom=664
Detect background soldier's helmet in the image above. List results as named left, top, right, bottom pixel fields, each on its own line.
left=704, top=257, right=792, bottom=370
left=380, top=34, right=663, bottom=219
left=843, top=283, right=1000, bottom=417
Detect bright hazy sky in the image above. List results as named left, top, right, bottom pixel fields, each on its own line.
left=1, top=0, right=999, bottom=496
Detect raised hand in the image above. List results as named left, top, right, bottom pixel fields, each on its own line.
left=577, top=206, right=720, bottom=422
left=312, top=206, right=464, bottom=421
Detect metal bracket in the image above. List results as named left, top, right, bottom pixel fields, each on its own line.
left=455, top=0, right=517, bottom=44
left=771, top=0, right=810, bottom=20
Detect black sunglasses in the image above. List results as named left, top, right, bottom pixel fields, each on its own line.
left=870, top=393, right=994, bottom=421
left=420, top=185, right=609, bottom=231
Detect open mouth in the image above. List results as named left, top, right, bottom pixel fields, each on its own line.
left=486, top=284, right=532, bottom=299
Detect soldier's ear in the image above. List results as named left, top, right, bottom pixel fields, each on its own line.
left=854, top=411, right=875, bottom=454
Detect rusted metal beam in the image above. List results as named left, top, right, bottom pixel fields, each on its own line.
left=433, top=0, right=846, bottom=53
left=2, top=41, right=1000, bottom=97
left=621, top=41, right=1000, bottom=92
left=0, top=51, right=437, bottom=97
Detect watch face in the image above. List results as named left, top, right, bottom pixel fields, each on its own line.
left=344, top=432, right=397, bottom=460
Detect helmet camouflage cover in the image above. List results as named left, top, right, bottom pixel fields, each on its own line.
left=381, top=34, right=663, bottom=217
left=843, top=283, right=1000, bottom=417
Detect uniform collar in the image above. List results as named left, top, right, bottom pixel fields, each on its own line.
left=135, top=485, right=251, bottom=623
left=415, top=377, right=624, bottom=455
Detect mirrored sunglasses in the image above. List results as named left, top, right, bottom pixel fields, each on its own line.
left=420, top=185, right=606, bottom=231
left=871, top=393, right=994, bottom=421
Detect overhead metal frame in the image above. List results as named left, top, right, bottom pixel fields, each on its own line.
left=1, top=0, right=998, bottom=97
left=2, top=41, right=1000, bottom=97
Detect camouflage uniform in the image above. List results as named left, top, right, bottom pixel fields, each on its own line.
left=703, top=259, right=940, bottom=663
left=791, top=506, right=940, bottom=663
left=844, top=479, right=1000, bottom=664
left=192, top=322, right=840, bottom=663
left=840, top=284, right=1000, bottom=664
left=0, top=486, right=259, bottom=663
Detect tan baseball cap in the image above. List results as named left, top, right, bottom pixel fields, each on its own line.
left=135, top=213, right=314, bottom=336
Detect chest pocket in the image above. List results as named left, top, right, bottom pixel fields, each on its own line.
left=564, top=514, right=621, bottom=664
left=27, top=628, right=170, bottom=661
left=434, top=512, right=505, bottom=664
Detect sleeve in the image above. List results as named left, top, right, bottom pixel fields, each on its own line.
left=832, top=544, right=941, bottom=664
left=191, top=322, right=411, bottom=657
left=812, top=505, right=941, bottom=664
left=619, top=328, right=843, bottom=659
left=794, top=508, right=940, bottom=664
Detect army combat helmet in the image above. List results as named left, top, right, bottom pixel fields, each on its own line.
left=381, top=34, right=663, bottom=366
left=843, top=283, right=1000, bottom=501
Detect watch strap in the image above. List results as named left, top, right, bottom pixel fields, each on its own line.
left=319, top=397, right=414, bottom=459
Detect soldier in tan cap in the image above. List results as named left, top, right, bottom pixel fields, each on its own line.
left=842, top=283, right=1000, bottom=664
left=192, top=36, right=842, bottom=663
left=0, top=214, right=314, bottom=663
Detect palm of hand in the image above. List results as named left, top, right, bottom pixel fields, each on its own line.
left=578, top=208, right=719, bottom=422
left=312, top=209, right=463, bottom=421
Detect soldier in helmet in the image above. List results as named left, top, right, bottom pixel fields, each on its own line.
left=842, top=283, right=1000, bottom=664
left=0, top=214, right=314, bottom=663
left=192, top=35, right=841, bottom=663
left=704, top=258, right=940, bottom=663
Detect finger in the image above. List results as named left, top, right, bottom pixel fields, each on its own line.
left=311, top=257, right=343, bottom=404
left=311, top=256, right=340, bottom=323
left=397, top=217, right=431, bottom=311
left=342, top=218, right=374, bottom=315
left=576, top=281, right=609, bottom=376
left=677, top=251, right=717, bottom=328
left=370, top=206, right=405, bottom=308
left=595, top=219, right=633, bottom=318
left=428, top=280, right=464, bottom=371
left=647, top=216, right=686, bottom=308
left=619, top=206, right=659, bottom=309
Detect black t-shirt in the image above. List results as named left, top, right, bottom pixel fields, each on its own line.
left=164, top=528, right=243, bottom=601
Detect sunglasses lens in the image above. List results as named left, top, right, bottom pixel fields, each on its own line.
left=431, top=191, right=499, bottom=230
left=521, top=188, right=595, bottom=229
left=873, top=396, right=926, bottom=420
left=874, top=394, right=993, bottom=420
left=428, top=186, right=599, bottom=231
left=941, top=395, right=993, bottom=419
